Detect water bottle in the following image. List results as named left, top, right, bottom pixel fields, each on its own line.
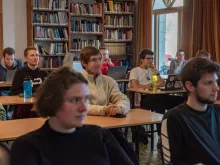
left=152, top=71, right=158, bottom=93
left=23, top=76, right=32, bottom=99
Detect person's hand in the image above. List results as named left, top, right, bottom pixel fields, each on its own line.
left=157, top=81, right=165, bottom=87
left=105, top=105, right=121, bottom=116
left=144, top=83, right=152, bottom=89
left=106, top=58, right=113, bottom=64
left=150, top=64, right=158, bottom=72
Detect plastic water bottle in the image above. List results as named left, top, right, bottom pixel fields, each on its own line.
left=152, top=71, right=158, bottom=93
left=23, top=76, right=32, bottom=99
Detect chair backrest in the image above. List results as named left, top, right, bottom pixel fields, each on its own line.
left=0, top=143, right=10, bottom=165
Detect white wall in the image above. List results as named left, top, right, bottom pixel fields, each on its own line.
left=3, top=0, right=27, bottom=61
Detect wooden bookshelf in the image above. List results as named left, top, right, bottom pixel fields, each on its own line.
left=33, top=9, right=69, bottom=12
left=33, top=24, right=68, bottom=27
left=70, top=13, right=102, bottom=18
left=27, top=0, right=136, bottom=68
left=27, top=0, right=70, bottom=69
left=104, top=26, right=134, bottom=29
left=0, top=0, right=2, bottom=57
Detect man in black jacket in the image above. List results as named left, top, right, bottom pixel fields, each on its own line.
left=9, top=46, right=47, bottom=119
left=161, top=58, right=220, bottom=165
left=11, top=46, right=47, bottom=95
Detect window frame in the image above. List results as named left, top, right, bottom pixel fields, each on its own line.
left=152, top=6, right=183, bottom=70
left=0, top=0, right=2, bottom=57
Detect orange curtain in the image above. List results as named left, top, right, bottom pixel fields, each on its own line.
left=135, top=0, right=153, bottom=66
left=182, top=0, right=220, bottom=62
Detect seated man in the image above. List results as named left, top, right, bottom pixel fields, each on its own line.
left=196, top=50, right=211, bottom=59
left=0, top=47, right=23, bottom=81
left=80, top=46, right=138, bottom=165
left=168, top=49, right=186, bottom=75
left=0, top=47, right=23, bottom=96
left=10, top=46, right=48, bottom=119
left=10, top=66, right=134, bottom=165
left=129, top=48, right=185, bottom=147
left=161, top=58, right=220, bottom=164
left=100, top=47, right=114, bottom=75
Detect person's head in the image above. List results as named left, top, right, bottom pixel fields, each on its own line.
left=80, top=46, right=102, bottom=75
left=24, top=46, right=39, bottom=67
left=3, top=47, right=15, bottom=68
left=176, top=49, right=185, bottom=62
left=35, top=66, right=89, bottom=129
left=139, top=48, right=154, bottom=68
left=196, top=50, right=210, bottom=59
left=100, top=48, right=109, bottom=61
left=181, top=58, right=220, bottom=104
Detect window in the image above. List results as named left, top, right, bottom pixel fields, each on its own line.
left=152, top=0, right=183, bottom=75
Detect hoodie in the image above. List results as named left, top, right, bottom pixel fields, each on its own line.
left=0, top=58, right=23, bottom=81
left=10, top=66, right=48, bottom=95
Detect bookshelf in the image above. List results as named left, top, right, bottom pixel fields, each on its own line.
left=0, top=0, right=2, bottom=57
left=104, top=0, right=135, bottom=68
left=27, top=0, right=71, bottom=70
left=27, top=0, right=136, bottom=69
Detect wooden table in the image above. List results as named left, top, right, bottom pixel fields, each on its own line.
left=0, top=109, right=162, bottom=156
left=116, top=79, right=129, bottom=94
left=0, top=96, right=34, bottom=105
left=215, top=100, right=220, bottom=104
left=128, top=88, right=186, bottom=108
left=0, top=83, right=12, bottom=88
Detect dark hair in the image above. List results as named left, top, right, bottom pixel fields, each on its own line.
left=99, top=47, right=108, bottom=50
left=34, top=66, right=88, bottom=117
left=80, top=46, right=101, bottom=69
left=139, top=48, right=154, bottom=59
left=196, top=50, right=210, bottom=58
left=181, top=58, right=220, bottom=91
left=3, top=47, right=15, bottom=57
left=24, top=46, right=37, bottom=57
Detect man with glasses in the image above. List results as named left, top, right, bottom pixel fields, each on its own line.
left=80, top=46, right=138, bottom=165
left=129, top=48, right=185, bottom=148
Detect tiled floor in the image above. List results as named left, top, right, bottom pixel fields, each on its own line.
left=126, top=127, right=162, bottom=165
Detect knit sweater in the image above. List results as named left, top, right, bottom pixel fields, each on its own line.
left=10, top=121, right=134, bottom=165
left=82, top=70, right=130, bottom=116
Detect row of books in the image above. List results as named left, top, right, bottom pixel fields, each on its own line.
left=71, top=39, right=101, bottom=50
left=33, top=12, right=68, bottom=25
left=34, top=27, right=68, bottom=40
left=71, top=20, right=101, bottom=33
left=34, top=43, right=68, bottom=55
left=33, top=0, right=68, bottom=10
left=105, top=43, right=127, bottom=55
left=105, top=15, right=133, bottom=27
left=39, top=56, right=63, bottom=68
left=70, top=3, right=102, bottom=15
left=104, top=1, right=134, bottom=13
left=104, top=29, right=132, bottom=40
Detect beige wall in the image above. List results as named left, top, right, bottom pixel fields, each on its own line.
left=3, top=0, right=27, bottom=61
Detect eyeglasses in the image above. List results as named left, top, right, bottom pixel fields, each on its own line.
left=145, top=57, right=154, bottom=60
left=89, top=57, right=102, bottom=63
left=66, top=96, right=90, bottom=105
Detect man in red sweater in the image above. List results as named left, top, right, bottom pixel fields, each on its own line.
left=100, top=48, right=114, bottom=75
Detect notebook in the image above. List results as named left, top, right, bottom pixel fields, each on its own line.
left=72, top=61, right=83, bottom=72
left=107, top=66, right=128, bottom=80
left=6, top=70, right=16, bottom=83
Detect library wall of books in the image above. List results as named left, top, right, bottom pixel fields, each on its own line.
left=28, top=0, right=135, bottom=70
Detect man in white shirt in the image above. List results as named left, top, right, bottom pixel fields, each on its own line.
left=129, top=48, right=186, bottom=147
